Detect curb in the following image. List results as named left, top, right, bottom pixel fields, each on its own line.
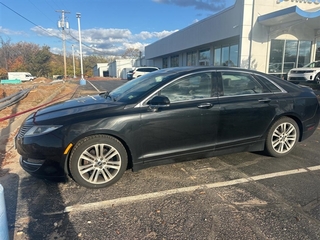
left=0, top=184, right=9, bottom=240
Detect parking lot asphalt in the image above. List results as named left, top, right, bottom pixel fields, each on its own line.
left=1, top=80, right=320, bottom=239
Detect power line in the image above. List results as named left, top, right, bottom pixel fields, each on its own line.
left=0, top=2, right=120, bottom=56
left=0, top=2, right=53, bottom=37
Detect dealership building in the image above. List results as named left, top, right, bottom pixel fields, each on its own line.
left=145, top=0, right=320, bottom=78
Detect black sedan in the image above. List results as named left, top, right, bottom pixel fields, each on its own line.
left=15, top=67, right=320, bottom=188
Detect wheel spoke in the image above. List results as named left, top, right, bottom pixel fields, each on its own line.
left=103, top=147, right=118, bottom=160
left=272, top=139, right=281, bottom=149
left=79, top=164, right=95, bottom=174
left=285, top=125, right=294, bottom=135
left=105, top=161, right=121, bottom=170
left=88, top=169, right=100, bottom=183
left=100, top=169, right=111, bottom=181
left=82, top=150, right=96, bottom=162
left=102, top=168, right=113, bottom=179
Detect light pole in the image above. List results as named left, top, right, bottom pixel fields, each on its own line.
left=72, top=45, right=76, bottom=78
left=76, top=13, right=86, bottom=85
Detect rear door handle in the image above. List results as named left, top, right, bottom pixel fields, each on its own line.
left=258, top=98, right=271, bottom=103
left=197, top=103, right=213, bottom=109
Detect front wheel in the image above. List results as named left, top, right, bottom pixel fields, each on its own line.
left=315, top=73, right=320, bottom=84
left=265, top=117, right=299, bottom=157
left=69, top=135, right=128, bottom=188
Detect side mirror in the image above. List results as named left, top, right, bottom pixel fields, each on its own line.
left=148, top=95, right=170, bottom=111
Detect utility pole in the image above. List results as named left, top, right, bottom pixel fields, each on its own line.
left=56, top=10, right=70, bottom=80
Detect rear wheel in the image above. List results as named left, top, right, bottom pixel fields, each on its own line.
left=265, top=117, right=299, bottom=157
left=69, top=135, right=128, bottom=188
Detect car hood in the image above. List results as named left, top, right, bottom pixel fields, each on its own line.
left=28, top=94, right=123, bottom=123
left=290, top=67, right=319, bottom=72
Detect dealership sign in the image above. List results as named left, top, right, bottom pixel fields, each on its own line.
left=277, top=0, right=320, bottom=3
left=277, top=0, right=319, bottom=3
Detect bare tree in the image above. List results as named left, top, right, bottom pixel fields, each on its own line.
left=122, top=48, right=140, bottom=59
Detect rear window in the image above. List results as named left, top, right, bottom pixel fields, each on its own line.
left=254, top=75, right=282, bottom=92
left=137, top=67, right=158, bottom=72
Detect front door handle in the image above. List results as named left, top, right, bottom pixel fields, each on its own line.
left=258, top=98, right=271, bottom=103
left=198, top=103, right=213, bottom=109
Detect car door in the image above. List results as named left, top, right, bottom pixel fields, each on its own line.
left=216, top=70, right=278, bottom=148
left=138, top=71, right=220, bottom=163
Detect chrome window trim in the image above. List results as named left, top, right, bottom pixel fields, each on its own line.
left=218, top=92, right=278, bottom=99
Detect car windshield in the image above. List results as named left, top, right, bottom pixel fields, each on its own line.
left=110, top=70, right=172, bottom=102
left=303, top=61, right=320, bottom=68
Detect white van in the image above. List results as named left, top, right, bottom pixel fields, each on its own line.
left=8, top=72, right=36, bottom=82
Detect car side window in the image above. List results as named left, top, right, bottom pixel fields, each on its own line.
left=220, top=72, right=267, bottom=96
left=160, top=73, right=212, bottom=102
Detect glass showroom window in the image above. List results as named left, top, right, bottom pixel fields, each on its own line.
left=269, top=39, right=311, bottom=74
left=229, top=44, right=238, bottom=67
left=214, top=44, right=239, bottom=67
left=298, top=41, right=312, bottom=67
left=199, top=49, right=210, bottom=66
left=187, top=52, right=197, bottom=66
left=162, top=57, right=168, bottom=68
left=171, top=55, right=179, bottom=67
left=214, top=48, right=221, bottom=66
left=316, top=41, right=320, bottom=61
left=221, top=47, right=229, bottom=66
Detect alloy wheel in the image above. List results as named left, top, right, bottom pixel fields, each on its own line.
left=271, top=122, right=297, bottom=154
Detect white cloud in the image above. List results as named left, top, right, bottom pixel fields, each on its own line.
left=31, top=26, right=177, bottom=56
left=0, top=27, right=24, bottom=36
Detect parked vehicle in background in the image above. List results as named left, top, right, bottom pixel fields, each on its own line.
left=132, top=66, right=159, bottom=79
left=15, top=66, right=320, bottom=188
left=127, top=70, right=133, bottom=80
left=287, top=61, right=320, bottom=84
left=8, top=72, right=36, bottom=82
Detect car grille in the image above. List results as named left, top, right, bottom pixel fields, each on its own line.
left=290, top=70, right=314, bottom=74
left=17, top=125, right=32, bottom=138
left=288, top=77, right=307, bottom=80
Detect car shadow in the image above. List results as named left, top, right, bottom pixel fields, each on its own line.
left=17, top=176, right=80, bottom=239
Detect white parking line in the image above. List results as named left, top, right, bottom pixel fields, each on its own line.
left=63, top=165, right=320, bottom=213
left=86, top=80, right=102, bottom=93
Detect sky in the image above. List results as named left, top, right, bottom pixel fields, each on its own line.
left=0, top=0, right=235, bottom=57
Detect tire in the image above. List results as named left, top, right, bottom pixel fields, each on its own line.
left=265, top=117, right=299, bottom=157
left=69, top=135, right=128, bottom=188
left=315, top=73, right=320, bottom=85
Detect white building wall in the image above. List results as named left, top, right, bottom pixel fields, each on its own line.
left=108, top=59, right=135, bottom=78
left=93, top=63, right=109, bottom=77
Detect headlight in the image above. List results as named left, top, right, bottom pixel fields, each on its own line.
left=24, top=125, right=62, bottom=136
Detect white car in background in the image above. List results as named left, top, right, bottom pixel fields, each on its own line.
left=287, top=61, right=320, bottom=84
left=132, top=67, right=159, bottom=79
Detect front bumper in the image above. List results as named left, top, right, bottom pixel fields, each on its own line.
left=15, top=126, right=68, bottom=180
left=287, top=72, right=315, bottom=82
left=20, top=156, right=66, bottom=180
